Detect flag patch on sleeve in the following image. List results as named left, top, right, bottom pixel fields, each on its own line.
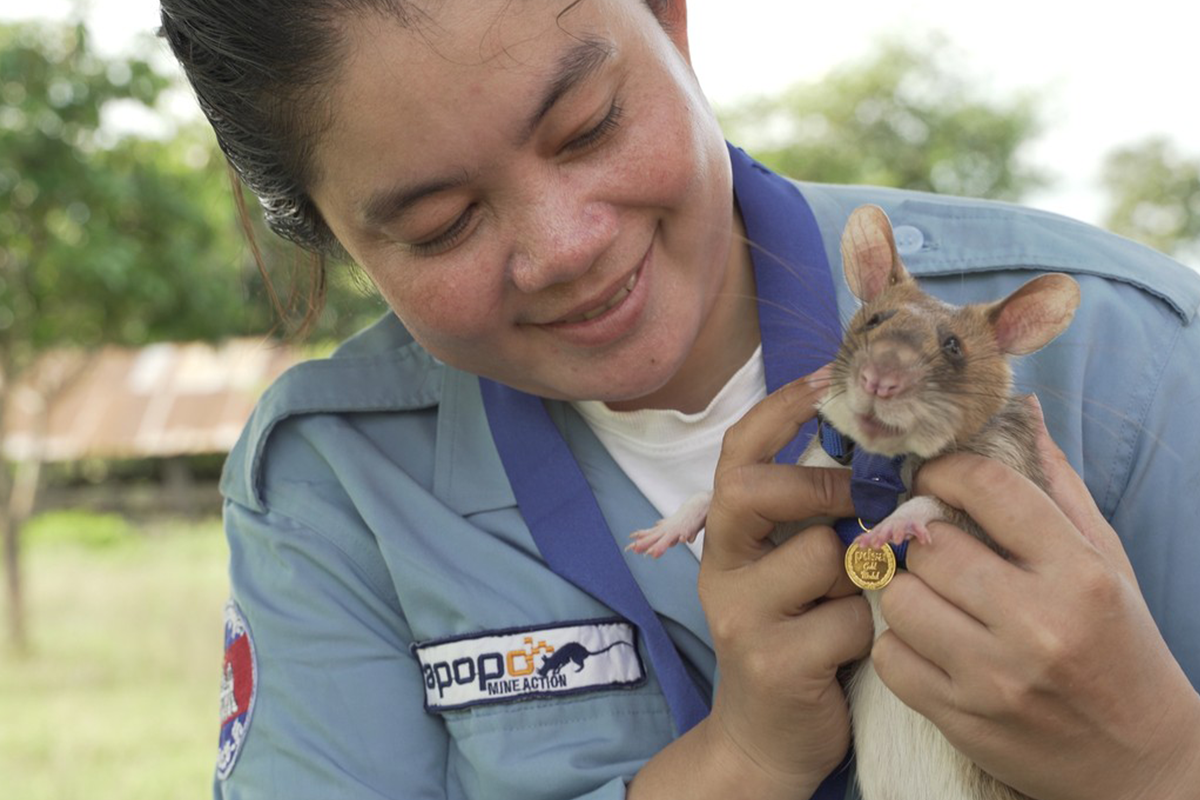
left=412, top=618, right=646, bottom=713
left=216, top=600, right=257, bottom=781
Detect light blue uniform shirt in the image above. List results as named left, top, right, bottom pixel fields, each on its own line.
left=215, top=179, right=1200, bottom=799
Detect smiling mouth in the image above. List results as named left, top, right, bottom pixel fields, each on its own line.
left=558, top=268, right=641, bottom=324
left=856, top=412, right=905, bottom=440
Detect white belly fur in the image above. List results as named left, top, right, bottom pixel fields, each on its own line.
left=850, top=593, right=1007, bottom=800
left=797, top=441, right=1023, bottom=800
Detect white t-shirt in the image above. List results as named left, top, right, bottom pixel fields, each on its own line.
left=572, top=346, right=767, bottom=559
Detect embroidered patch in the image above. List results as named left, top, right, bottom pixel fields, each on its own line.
left=413, top=618, right=645, bottom=713
left=216, top=600, right=257, bottom=781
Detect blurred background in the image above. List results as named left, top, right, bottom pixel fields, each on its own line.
left=1, top=0, right=1197, bottom=797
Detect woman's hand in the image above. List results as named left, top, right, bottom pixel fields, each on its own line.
left=875, top=398, right=1200, bottom=800
left=699, top=372, right=871, bottom=797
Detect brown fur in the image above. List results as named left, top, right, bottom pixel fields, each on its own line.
left=816, top=205, right=1079, bottom=800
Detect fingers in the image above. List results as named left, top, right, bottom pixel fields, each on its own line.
left=911, top=452, right=1077, bottom=567
left=793, top=593, right=875, bottom=672
left=716, top=372, right=829, bottom=472
left=876, top=568, right=991, bottom=676
left=705, top=539, right=873, bottom=677
left=705, top=368, right=854, bottom=568
left=753, top=525, right=861, bottom=609
left=902, top=521, right=1025, bottom=627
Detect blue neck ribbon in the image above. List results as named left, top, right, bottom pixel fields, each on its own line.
left=480, top=145, right=850, bottom=797
left=820, top=420, right=909, bottom=563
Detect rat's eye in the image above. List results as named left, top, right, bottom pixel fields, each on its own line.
left=941, top=335, right=963, bottom=358
left=860, top=310, right=895, bottom=332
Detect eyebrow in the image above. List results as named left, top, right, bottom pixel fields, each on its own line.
left=359, top=174, right=469, bottom=231
left=358, top=36, right=615, bottom=231
left=522, top=34, right=616, bottom=142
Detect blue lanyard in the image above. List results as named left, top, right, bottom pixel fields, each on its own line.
left=481, top=146, right=850, bottom=797
left=822, top=421, right=909, bottom=563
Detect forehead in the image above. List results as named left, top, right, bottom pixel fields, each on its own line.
left=865, top=283, right=958, bottom=322
left=310, top=0, right=618, bottom=193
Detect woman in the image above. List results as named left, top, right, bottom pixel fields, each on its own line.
left=161, top=1, right=1200, bottom=798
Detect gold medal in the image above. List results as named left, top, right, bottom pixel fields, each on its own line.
left=844, top=542, right=897, bottom=590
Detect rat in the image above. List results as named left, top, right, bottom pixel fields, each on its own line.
left=628, top=204, right=1080, bottom=800
left=536, top=640, right=635, bottom=678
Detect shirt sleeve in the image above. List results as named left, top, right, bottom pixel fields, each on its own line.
left=1107, top=311, right=1200, bottom=688
left=214, top=499, right=453, bottom=800
left=214, top=495, right=639, bottom=800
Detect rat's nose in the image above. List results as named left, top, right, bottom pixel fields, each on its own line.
left=859, top=346, right=916, bottom=399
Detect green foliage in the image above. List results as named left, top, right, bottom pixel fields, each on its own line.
left=720, top=35, right=1048, bottom=201
left=0, top=20, right=386, bottom=370
left=1100, top=137, right=1200, bottom=267
left=21, top=509, right=139, bottom=550
left=1, top=22, right=257, bottom=358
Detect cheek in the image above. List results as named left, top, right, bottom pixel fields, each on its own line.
left=370, top=258, right=505, bottom=353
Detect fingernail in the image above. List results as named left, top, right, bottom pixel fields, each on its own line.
left=806, top=363, right=833, bottom=389
left=1025, top=394, right=1048, bottom=430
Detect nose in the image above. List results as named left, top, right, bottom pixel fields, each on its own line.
left=858, top=343, right=918, bottom=399
left=507, top=175, right=619, bottom=293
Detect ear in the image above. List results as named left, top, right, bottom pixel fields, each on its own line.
left=987, top=273, right=1081, bottom=355
left=841, top=204, right=912, bottom=302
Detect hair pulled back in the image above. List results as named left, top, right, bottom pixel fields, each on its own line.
left=159, top=0, right=409, bottom=255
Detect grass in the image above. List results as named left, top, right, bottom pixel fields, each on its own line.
left=1, top=513, right=230, bottom=800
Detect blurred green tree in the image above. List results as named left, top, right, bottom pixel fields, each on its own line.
left=1100, top=137, right=1200, bottom=268
left=719, top=35, right=1048, bottom=201
left=0, top=20, right=383, bottom=650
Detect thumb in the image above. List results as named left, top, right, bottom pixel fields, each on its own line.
left=1026, top=394, right=1137, bottom=583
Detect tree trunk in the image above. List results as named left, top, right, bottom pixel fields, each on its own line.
left=1, top=349, right=86, bottom=653
left=0, top=348, right=28, bottom=654
left=2, top=468, right=28, bottom=654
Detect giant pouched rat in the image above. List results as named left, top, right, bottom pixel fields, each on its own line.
left=627, top=204, right=1081, bottom=800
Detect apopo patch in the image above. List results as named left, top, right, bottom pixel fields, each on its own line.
left=413, top=618, right=645, bottom=713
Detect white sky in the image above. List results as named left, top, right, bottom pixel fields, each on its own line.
left=3, top=0, right=1197, bottom=227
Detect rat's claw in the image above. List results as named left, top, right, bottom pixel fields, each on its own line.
left=627, top=524, right=694, bottom=558
left=858, top=496, right=942, bottom=550
left=626, top=490, right=712, bottom=558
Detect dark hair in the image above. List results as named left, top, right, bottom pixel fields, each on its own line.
left=160, top=0, right=673, bottom=332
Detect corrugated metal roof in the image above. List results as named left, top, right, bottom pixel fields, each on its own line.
left=2, top=339, right=304, bottom=462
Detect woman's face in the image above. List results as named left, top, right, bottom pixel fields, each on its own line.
left=309, top=0, right=751, bottom=408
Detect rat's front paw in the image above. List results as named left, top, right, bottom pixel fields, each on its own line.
left=627, top=491, right=712, bottom=558
left=855, top=496, right=942, bottom=549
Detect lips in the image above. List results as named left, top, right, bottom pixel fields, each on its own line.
left=856, top=412, right=905, bottom=440
left=534, top=242, right=654, bottom=349
left=558, top=269, right=640, bottom=324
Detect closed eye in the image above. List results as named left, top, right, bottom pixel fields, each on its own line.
left=561, top=99, right=623, bottom=154
left=407, top=204, right=477, bottom=257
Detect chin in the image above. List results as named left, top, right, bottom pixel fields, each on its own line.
left=819, top=400, right=940, bottom=458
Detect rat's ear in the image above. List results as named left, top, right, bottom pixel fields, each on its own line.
left=841, top=205, right=912, bottom=303
left=987, top=273, right=1081, bottom=355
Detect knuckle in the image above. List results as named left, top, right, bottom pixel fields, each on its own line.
left=990, top=669, right=1042, bottom=720
left=804, top=525, right=843, bottom=565
left=699, top=585, right=751, bottom=650
left=718, top=414, right=756, bottom=462
left=1075, top=557, right=1122, bottom=607
left=740, top=646, right=779, bottom=687
left=779, top=376, right=819, bottom=418
left=805, top=466, right=841, bottom=511
left=959, top=454, right=1011, bottom=489
left=710, top=465, right=759, bottom=517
